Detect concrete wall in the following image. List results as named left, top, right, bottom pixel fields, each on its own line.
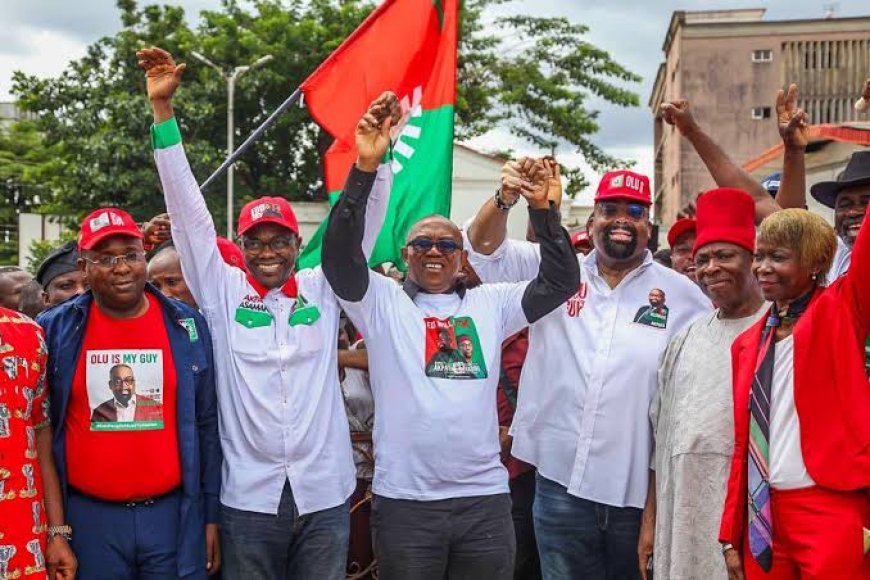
left=18, top=213, right=65, bottom=268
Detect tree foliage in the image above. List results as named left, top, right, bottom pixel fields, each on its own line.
left=10, top=0, right=639, bottom=230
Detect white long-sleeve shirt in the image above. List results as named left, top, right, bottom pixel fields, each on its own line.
left=467, top=238, right=711, bottom=508
left=152, top=118, right=392, bottom=515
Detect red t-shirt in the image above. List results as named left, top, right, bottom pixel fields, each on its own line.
left=65, top=294, right=181, bottom=500
left=0, top=308, right=50, bottom=577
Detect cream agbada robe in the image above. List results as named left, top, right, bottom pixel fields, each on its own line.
left=650, top=306, right=766, bottom=580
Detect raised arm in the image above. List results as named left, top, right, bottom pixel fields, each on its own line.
left=774, top=84, right=809, bottom=211
left=516, top=160, right=581, bottom=324
left=661, top=99, right=778, bottom=224
left=322, top=93, right=399, bottom=302
left=139, top=47, right=228, bottom=310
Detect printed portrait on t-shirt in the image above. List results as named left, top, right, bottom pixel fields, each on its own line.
left=633, top=288, right=669, bottom=329
left=86, top=350, right=164, bottom=431
left=423, top=316, right=488, bottom=380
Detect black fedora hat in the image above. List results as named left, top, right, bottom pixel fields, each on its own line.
left=810, top=150, right=870, bottom=209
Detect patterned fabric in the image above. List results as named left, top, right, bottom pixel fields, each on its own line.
left=0, top=309, right=50, bottom=580
left=748, top=308, right=777, bottom=572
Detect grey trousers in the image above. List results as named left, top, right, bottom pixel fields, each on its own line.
left=372, top=493, right=515, bottom=580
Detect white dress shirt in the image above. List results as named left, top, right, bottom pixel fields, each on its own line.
left=467, top=239, right=711, bottom=508
left=826, top=236, right=851, bottom=284
left=114, top=396, right=136, bottom=423
left=155, top=141, right=391, bottom=515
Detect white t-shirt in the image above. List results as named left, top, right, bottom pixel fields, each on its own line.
left=769, top=335, right=815, bottom=490
left=339, top=272, right=530, bottom=501
left=467, top=238, right=712, bottom=508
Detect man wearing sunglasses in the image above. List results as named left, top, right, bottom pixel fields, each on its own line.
left=322, top=157, right=580, bottom=579
left=140, top=47, right=398, bottom=579
left=466, top=168, right=710, bottom=579
left=37, top=206, right=221, bottom=579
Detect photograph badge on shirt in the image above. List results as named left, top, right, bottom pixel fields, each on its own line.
left=632, top=288, right=670, bottom=329
left=423, top=316, right=488, bottom=380
left=86, top=349, right=164, bottom=431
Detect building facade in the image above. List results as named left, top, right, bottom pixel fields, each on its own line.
left=649, top=9, right=870, bottom=227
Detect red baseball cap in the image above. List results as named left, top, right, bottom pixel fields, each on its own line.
left=667, top=217, right=696, bottom=248
left=79, top=208, right=144, bottom=251
left=571, top=229, right=590, bottom=246
left=692, top=188, right=756, bottom=256
left=216, top=236, right=246, bottom=271
left=237, top=196, right=300, bottom=239
left=594, top=170, right=652, bottom=205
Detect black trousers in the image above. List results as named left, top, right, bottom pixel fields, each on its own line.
left=510, top=469, right=542, bottom=580
left=372, top=493, right=515, bottom=580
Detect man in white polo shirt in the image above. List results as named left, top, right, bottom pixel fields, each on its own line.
left=139, top=47, right=398, bottom=579
left=322, top=158, right=581, bottom=579
left=466, top=167, right=711, bottom=579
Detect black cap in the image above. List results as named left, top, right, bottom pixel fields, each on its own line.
left=810, top=151, right=870, bottom=209
left=35, top=241, right=79, bottom=287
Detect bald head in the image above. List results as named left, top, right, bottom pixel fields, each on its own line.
left=147, top=246, right=197, bottom=309
left=0, top=267, right=33, bottom=311
left=406, top=215, right=463, bottom=246
left=402, top=215, right=466, bottom=294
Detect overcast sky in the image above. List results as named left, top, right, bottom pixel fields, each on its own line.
left=2, top=0, right=868, bottom=198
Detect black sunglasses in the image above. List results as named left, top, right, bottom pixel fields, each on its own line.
left=407, top=238, right=461, bottom=254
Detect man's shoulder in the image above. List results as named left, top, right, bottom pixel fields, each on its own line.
left=37, top=295, right=88, bottom=335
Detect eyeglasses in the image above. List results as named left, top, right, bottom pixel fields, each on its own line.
left=83, top=251, right=147, bottom=269
left=407, top=238, right=461, bottom=254
left=598, top=202, right=648, bottom=221
left=110, top=377, right=135, bottom=387
left=240, top=236, right=294, bottom=254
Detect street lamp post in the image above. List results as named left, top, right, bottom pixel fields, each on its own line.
left=191, top=52, right=273, bottom=238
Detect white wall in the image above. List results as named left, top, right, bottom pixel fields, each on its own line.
left=18, top=213, right=65, bottom=268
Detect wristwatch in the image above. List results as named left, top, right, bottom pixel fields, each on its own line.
left=720, top=542, right=734, bottom=555
left=494, top=188, right=518, bottom=210
left=47, top=524, right=73, bottom=542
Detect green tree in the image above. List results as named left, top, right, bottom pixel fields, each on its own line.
left=0, top=120, right=61, bottom=264
left=11, top=0, right=639, bottom=228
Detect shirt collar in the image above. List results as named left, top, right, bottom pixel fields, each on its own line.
left=246, top=272, right=298, bottom=299
left=114, top=395, right=137, bottom=409
left=402, top=278, right=467, bottom=300
left=583, top=248, right=653, bottom=274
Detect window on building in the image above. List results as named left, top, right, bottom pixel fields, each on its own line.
left=752, top=49, right=773, bottom=62
left=751, top=107, right=772, bottom=120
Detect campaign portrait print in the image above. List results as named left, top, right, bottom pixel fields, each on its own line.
left=85, top=350, right=164, bottom=431
left=423, top=316, right=488, bottom=380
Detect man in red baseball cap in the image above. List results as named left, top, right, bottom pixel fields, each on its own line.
left=667, top=217, right=697, bottom=282
left=647, top=187, right=765, bottom=580
left=141, top=46, right=399, bottom=579
left=37, top=205, right=220, bottom=579
left=466, top=167, right=710, bottom=579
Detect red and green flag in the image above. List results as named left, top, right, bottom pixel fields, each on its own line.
left=297, top=0, right=458, bottom=269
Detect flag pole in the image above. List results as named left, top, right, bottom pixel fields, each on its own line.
left=199, top=86, right=303, bottom=191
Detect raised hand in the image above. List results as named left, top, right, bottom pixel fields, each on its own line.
left=355, top=91, right=400, bottom=172
left=498, top=160, right=530, bottom=208
left=142, top=213, right=171, bottom=246
left=136, top=47, right=186, bottom=103
left=776, top=84, right=809, bottom=150
left=542, top=156, right=563, bottom=208
left=660, top=99, right=699, bottom=137
left=517, top=158, right=553, bottom=210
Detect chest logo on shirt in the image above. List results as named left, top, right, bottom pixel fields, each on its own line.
left=234, top=294, right=274, bottom=328
left=424, top=317, right=488, bottom=380
left=86, top=350, right=164, bottom=431
left=566, top=282, right=588, bottom=318
left=633, top=288, right=670, bottom=329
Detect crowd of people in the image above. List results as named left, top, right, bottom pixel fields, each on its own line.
left=0, top=45, right=867, bottom=580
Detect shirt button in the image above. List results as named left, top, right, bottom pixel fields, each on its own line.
left=191, top=365, right=199, bottom=372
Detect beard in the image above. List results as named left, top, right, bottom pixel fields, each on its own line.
left=601, top=224, right=639, bottom=260
left=836, top=215, right=863, bottom=247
